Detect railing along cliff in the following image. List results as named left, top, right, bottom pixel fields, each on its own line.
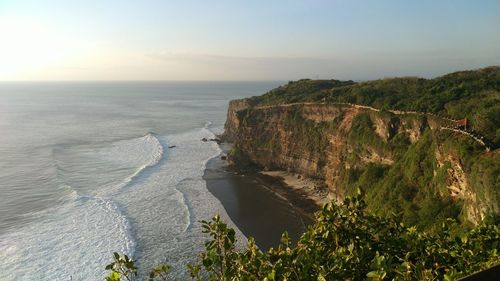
left=251, top=102, right=493, bottom=151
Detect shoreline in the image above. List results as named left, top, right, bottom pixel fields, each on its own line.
left=203, top=144, right=318, bottom=250
left=252, top=171, right=319, bottom=221
left=258, top=170, right=333, bottom=211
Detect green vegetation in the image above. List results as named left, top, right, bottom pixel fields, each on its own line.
left=340, top=127, right=497, bottom=229
left=106, top=195, right=499, bottom=280
left=282, top=107, right=334, bottom=155
left=256, top=79, right=355, bottom=105
left=252, top=67, right=500, bottom=147
left=228, top=145, right=256, bottom=170
left=238, top=107, right=494, bottom=228
left=228, top=67, right=499, bottom=229
left=348, top=113, right=390, bottom=155
left=214, top=67, right=499, bottom=279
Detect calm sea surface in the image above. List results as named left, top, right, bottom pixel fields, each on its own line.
left=0, top=81, right=281, bottom=280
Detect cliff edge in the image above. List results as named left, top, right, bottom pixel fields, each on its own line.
left=224, top=67, right=500, bottom=228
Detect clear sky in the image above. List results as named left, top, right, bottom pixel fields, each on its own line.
left=1, top=0, right=499, bottom=81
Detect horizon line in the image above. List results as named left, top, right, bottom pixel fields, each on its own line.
left=0, top=79, right=288, bottom=83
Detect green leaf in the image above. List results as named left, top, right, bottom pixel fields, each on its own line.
left=202, top=258, right=213, bottom=267
left=267, top=270, right=276, bottom=280
left=107, top=271, right=121, bottom=281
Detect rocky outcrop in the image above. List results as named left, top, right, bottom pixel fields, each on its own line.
left=224, top=99, right=254, bottom=142
left=224, top=101, right=499, bottom=226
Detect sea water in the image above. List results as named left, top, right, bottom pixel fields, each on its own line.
left=0, top=81, right=280, bottom=280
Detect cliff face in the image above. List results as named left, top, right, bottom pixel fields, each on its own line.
left=225, top=101, right=499, bottom=227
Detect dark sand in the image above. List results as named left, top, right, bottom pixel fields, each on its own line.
left=203, top=148, right=317, bottom=250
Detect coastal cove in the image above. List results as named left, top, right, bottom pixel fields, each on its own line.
left=203, top=143, right=316, bottom=250
left=0, top=70, right=498, bottom=280
left=224, top=68, right=500, bottom=230
left=2, top=1, right=499, bottom=278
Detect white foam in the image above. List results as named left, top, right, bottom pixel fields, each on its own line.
left=0, top=128, right=244, bottom=280
left=207, top=124, right=225, bottom=136
left=98, top=133, right=164, bottom=169
left=93, top=133, right=165, bottom=195
left=55, top=133, right=166, bottom=197
left=0, top=196, right=134, bottom=280
left=111, top=127, right=245, bottom=278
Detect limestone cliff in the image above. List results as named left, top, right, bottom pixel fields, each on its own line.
left=224, top=71, right=500, bottom=228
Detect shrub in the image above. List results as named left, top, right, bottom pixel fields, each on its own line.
left=106, top=194, right=499, bottom=280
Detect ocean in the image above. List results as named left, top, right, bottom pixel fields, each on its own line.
left=0, top=81, right=281, bottom=280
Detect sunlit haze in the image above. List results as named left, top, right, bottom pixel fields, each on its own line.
left=1, top=0, right=499, bottom=81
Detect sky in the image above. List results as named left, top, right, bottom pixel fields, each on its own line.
left=0, top=0, right=499, bottom=81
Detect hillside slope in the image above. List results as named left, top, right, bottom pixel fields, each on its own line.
left=224, top=67, right=500, bottom=229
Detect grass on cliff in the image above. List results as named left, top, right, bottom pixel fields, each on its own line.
left=105, top=195, right=500, bottom=281
left=251, top=66, right=500, bottom=147
left=232, top=105, right=498, bottom=230
left=343, top=127, right=498, bottom=230
left=283, top=107, right=336, bottom=155
left=362, top=130, right=460, bottom=229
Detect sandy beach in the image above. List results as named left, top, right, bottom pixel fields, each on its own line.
left=260, top=171, right=334, bottom=206
left=203, top=152, right=316, bottom=250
